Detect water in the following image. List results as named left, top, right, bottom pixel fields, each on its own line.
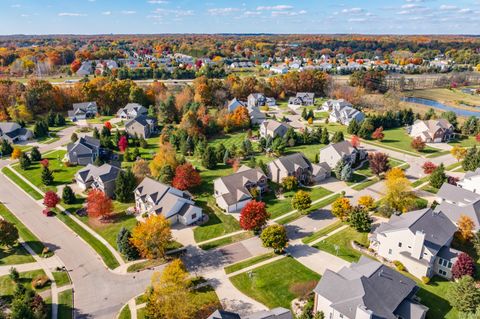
left=402, top=97, right=480, bottom=117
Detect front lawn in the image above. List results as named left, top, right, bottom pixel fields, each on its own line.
left=230, top=256, right=320, bottom=309
left=313, top=226, right=369, bottom=262
left=52, top=271, right=71, bottom=288
left=198, top=232, right=253, bottom=250
left=224, top=252, right=277, bottom=274
left=0, top=269, right=50, bottom=298
left=368, top=128, right=441, bottom=156
left=302, top=220, right=345, bottom=244
left=2, top=167, right=44, bottom=200
left=449, top=136, right=477, bottom=148
left=58, top=289, right=73, bottom=319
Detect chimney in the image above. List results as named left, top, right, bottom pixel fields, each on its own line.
left=412, top=230, right=425, bottom=259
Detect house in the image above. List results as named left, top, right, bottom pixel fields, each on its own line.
left=208, top=308, right=292, bottom=319
left=287, top=92, right=315, bottom=110
left=76, top=61, right=92, bottom=76
left=436, top=182, right=480, bottom=231
left=214, top=165, right=267, bottom=213
left=259, top=120, right=290, bottom=139
left=125, top=115, right=157, bottom=138
left=319, top=141, right=366, bottom=169
left=68, top=102, right=98, bottom=121
left=75, top=163, right=121, bottom=198
left=134, top=177, right=202, bottom=226
left=458, top=168, right=480, bottom=195
left=0, top=122, right=33, bottom=143
left=267, top=153, right=330, bottom=184
left=313, top=256, right=428, bottom=319
left=371, top=208, right=459, bottom=279
left=116, top=103, right=148, bottom=119
left=248, top=106, right=266, bottom=125
left=247, top=93, right=276, bottom=108
left=270, top=65, right=289, bottom=74
left=408, top=119, right=453, bottom=143
left=326, top=100, right=365, bottom=125
left=65, top=136, right=100, bottom=166
left=226, top=98, right=246, bottom=112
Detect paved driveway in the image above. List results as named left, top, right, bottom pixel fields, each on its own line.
left=286, top=243, right=349, bottom=275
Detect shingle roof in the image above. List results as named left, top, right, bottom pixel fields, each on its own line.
left=117, top=103, right=147, bottom=116
left=76, top=163, right=121, bottom=184
left=323, top=140, right=355, bottom=158
left=215, top=165, right=266, bottom=205
left=207, top=310, right=241, bottom=319
left=125, top=115, right=156, bottom=128
left=262, top=120, right=290, bottom=133
left=270, top=153, right=312, bottom=174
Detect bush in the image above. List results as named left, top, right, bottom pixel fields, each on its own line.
left=31, top=274, right=50, bottom=289
left=393, top=260, right=405, bottom=271
left=421, top=276, right=430, bottom=285
left=9, top=267, right=19, bottom=282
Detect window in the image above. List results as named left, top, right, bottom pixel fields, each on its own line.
left=191, top=214, right=197, bottom=220
left=439, top=269, right=447, bottom=276
left=398, top=242, right=402, bottom=247
left=388, top=249, right=392, bottom=255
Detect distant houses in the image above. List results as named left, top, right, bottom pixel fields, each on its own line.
left=319, top=141, right=366, bottom=169
left=75, top=163, right=121, bottom=198
left=125, top=115, right=157, bottom=139
left=65, top=136, right=101, bottom=166
left=408, top=119, right=453, bottom=143
left=116, top=103, right=148, bottom=119
left=287, top=92, right=315, bottom=110
left=267, top=153, right=330, bottom=184
left=247, top=93, right=276, bottom=108
left=322, top=99, right=365, bottom=125
left=259, top=120, right=290, bottom=139
left=68, top=102, right=98, bottom=121
left=0, top=122, right=33, bottom=143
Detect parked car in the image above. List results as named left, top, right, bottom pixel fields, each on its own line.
left=42, top=209, right=54, bottom=217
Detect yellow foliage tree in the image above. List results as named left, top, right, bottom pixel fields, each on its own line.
left=450, top=146, right=467, bottom=162
left=7, top=103, right=33, bottom=122
left=130, top=215, right=173, bottom=260
left=149, top=142, right=178, bottom=178
left=11, top=147, right=22, bottom=160
left=358, top=195, right=374, bottom=211
left=331, top=197, right=352, bottom=221
left=384, top=167, right=414, bottom=213
left=457, top=215, right=475, bottom=242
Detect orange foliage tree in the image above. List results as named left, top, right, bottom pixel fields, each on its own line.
left=86, top=189, right=113, bottom=220
left=172, top=163, right=202, bottom=191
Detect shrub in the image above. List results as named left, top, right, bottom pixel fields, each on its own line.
left=393, top=260, right=405, bottom=272
left=9, top=267, right=19, bottom=282
left=31, top=274, right=50, bottom=289
left=421, top=276, right=430, bottom=285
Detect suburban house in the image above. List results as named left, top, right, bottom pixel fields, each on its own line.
left=68, top=102, right=98, bottom=121
left=267, top=153, right=331, bottom=184
left=65, top=136, right=101, bottom=166
left=208, top=308, right=292, bottom=319
left=408, top=119, right=453, bottom=143
left=287, top=92, right=315, bottom=110
left=313, top=256, right=428, bottom=319
left=436, top=182, right=480, bottom=231
left=125, top=115, right=157, bottom=138
left=248, top=106, right=266, bottom=125
left=226, top=98, right=246, bottom=112
left=0, top=122, right=33, bottom=143
left=458, top=168, right=480, bottom=194
left=371, top=208, right=459, bottom=279
left=116, top=103, right=148, bottom=119
left=325, top=99, right=365, bottom=125
left=214, top=165, right=268, bottom=213
left=319, top=141, right=366, bottom=169
left=247, top=93, right=276, bottom=108
left=76, top=61, right=92, bottom=76
left=259, top=120, right=290, bottom=139
left=75, top=163, right=121, bottom=198
left=134, top=177, right=202, bottom=226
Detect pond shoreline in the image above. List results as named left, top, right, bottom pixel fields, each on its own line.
left=402, top=97, right=480, bottom=117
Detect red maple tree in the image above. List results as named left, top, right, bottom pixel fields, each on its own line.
left=172, top=163, right=202, bottom=191
left=43, top=191, right=59, bottom=208
left=422, top=161, right=438, bottom=174
left=411, top=136, right=426, bottom=151
left=40, top=159, right=49, bottom=168
left=86, top=189, right=113, bottom=220
left=104, top=121, right=112, bottom=130
left=351, top=135, right=360, bottom=148
left=118, top=136, right=128, bottom=153
left=371, top=127, right=385, bottom=141
left=452, top=253, right=476, bottom=279
left=239, top=200, right=270, bottom=232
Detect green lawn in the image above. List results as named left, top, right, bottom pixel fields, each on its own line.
left=302, top=221, right=345, bottom=244
left=276, top=193, right=342, bottom=225
left=449, top=136, right=477, bottom=148
left=313, top=226, right=369, bottom=262
left=199, top=232, right=253, bottom=250
left=368, top=128, right=440, bottom=156
left=230, top=257, right=320, bottom=309
left=2, top=167, right=44, bottom=200
left=127, top=259, right=167, bottom=273
left=52, top=271, right=71, bottom=288
left=58, top=289, right=73, bottom=319
left=0, top=269, right=50, bottom=298
left=118, top=305, right=131, bottom=319
left=416, top=276, right=457, bottom=319
left=208, top=132, right=248, bottom=149
left=224, top=252, right=278, bottom=274
left=351, top=177, right=380, bottom=191
left=87, top=115, right=114, bottom=124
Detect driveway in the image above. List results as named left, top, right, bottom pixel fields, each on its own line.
left=286, top=243, right=349, bottom=274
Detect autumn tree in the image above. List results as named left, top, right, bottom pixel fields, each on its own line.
left=451, top=145, right=467, bottom=162
left=239, top=200, right=269, bottom=232
left=411, top=136, right=426, bottom=151
left=43, top=191, right=59, bottom=209
left=457, top=215, right=475, bottom=242
left=350, top=135, right=360, bottom=148
left=118, top=136, right=128, bottom=153
left=86, top=189, right=113, bottom=220
left=11, top=147, right=21, bottom=160
left=371, top=126, right=385, bottom=141
left=260, top=224, right=288, bottom=253
left=0, top=220, right=18, bottom=248
left=130, top=215, right=173, bottom=260
left=281, top=176, right=298, bottom=191
left=358, top=195, right=374, bottom=211
left=331, top=197, right=352, bottom=221
left=383, top=167, right=414, bottom=214
left=172, top=163, right=201, bottom=191
left=422, top=161, right=437, bottom=174
left=132, top=158, right=150, bottom=181
left=149, top=142, right=178, bottom=178
left=452, top=253, right=476, bottom=280
left=368, top=152, right=390, bottom=177
left=291, top=190, right=312, bottom=213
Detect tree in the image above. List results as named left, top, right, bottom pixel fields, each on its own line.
left=281, top=176, right=298, bottom=191
left=347, top=119, right=360, bottom=135
left=70, top=132, right=78, bottom=143
left=358, top=195, right=374, bottom=210
left=116, top=227, right=139, bottom=261
left=429, top=164, right=447, bottom=189
left=172, top=163, right=201, bottom=191
left=239, top=200, right=269, bottom=232
left=131, top=215, right=173, bottom=260
left=19, top=153, right=31, bottom=170
left=320, top=127, right=329, bottom=144
left=448, top=276, right=480, bottom=314
left=457, top=215, right=475, bottom=242
left=104, top=121, right=112, bottom=130
left=452, top=253, right=476, bottom=280
left=145, top=259, right=195, bottom=319
left=260, top=225, right=288, bottom=253
left=62, top=185, right=76, bottom=205
left=348, top=206, right=372, bottom=232
left=132, top=158, right=150, bottom=181
left=371, top=126, right=385, bottom=141
left=201, top=146, right=217, bottom=169
left=331, top=131, right=344, bottom=143
left=0, top=220, right=18, bottom=248
left=422, top=161, right=437, bottom=174
left=149, top=143, right=178, bottom=178
left=30, top=146, right=41, bottom=161
left=93, top=127, right=100, bottom=139
left=291, top=190, right=312, bottom=213
left=451, top=146, right=468, bottom=162
left=86, top=189, right=113, bottom=220
left=331, top=197, right=352, bottom=221
left=411, top=136, right=426, bottom=151
left=118, top=136, right=128, bottom=153
left=158, top=164, right=175, bottom=184
left=340, top=163, right=353, bottom=182
left=43, top=191, right=59, bottom=209
left=41, top=166, right=54, bottom=186
left=115, top=169, right=137, bottom=203
left=350, top=135, right=360, bottom=148
left=1, top=139, right=13, bottom=156
left=334, top=158, right=346, bottom=179
left=11, top=147, right=21, bottom=160
left=384, top=167, right=414, bottom=213
left=368, top=152, right=390, bottom=177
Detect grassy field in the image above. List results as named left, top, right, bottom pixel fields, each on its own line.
left=313, top=226, right=369, bottom=262
left=368, top=128, right=441, bottom=156
left=230, top=256, right=320, bottom=309
left=276, top=193, right=342, bottom=225
left=2, top=167, right=44, bottom=200
left=58, top=289, right=73, bottom=319
left=408, top=88, right=480, bottom=108
left=224, top=252, right=278, bottom=274
left=52, top=271, right=71, bottom=288
left=448, top=136, right=477, bottom=148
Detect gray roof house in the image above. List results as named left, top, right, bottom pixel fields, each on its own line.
left=116, top=103, right=148, bottom=119
left=0, top=122, right=33, bottom=143
left=248, top=106, right=267, bottom=125
left=65, top=136, right=100, bottom=166
left=134, top=177, right=202, bottom=226
left=227, top=98, right=246, bottom=112
left=75, top=163, right=121, bottom=198
left=68, top=102, right=98, bottom=120
left=247, top=93, right=276, bottom=108
left=326, top=100, right=365, bottom=125
left=259, top=120, right=290, bottom=139
left=458, top=167, right=480, bottom=195
left=371, top=208, right=459, bottom=279
left=125, top=115, right=157, bottom=139
left=267, top=153, right=331, bottom=184
left=436, top=182, right=480, bottom=231
left=319, top=140, right=366, bottom=169
left=314, top=256, right=428, bottom=319
left=208, top=308, right=292, bottom=319
left=76, top=61, right=92, bottom=76
left=214, top=165, right=268, bottom=213
left=287, top=92, right=315, bottom=110
left=408, top=119, right=453, bottom=143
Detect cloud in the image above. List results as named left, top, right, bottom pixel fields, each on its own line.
left=147, top=0, right=169, bottom=3
left=121, top=10, right=136, bottom=15
left=440, top=5, right=457, bottom=11
left=243, top=11, right=261, bottom=16
left=149, top=8, right=194, bottom=18
left=58, top=12, right=86, bottom=16
left=458, top=8, right=472, bottom=14
left=341, top=8, right=364, bottom=14
left=401, top=4, right=422, bottom=9
left=271, top=9, right=306, bottom=16
left=256, top=5, right=293, bottom=11
left=348, top=18, right=366, bottom=22
left=208, top=8, right=240, bottom=16
left=102, top=11, right=112, bottom=15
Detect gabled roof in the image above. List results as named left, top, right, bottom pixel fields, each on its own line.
left=207, top=310, right=241, bottom=319
left=261, top=120, right=290, bottom=134
left=436, top=183, right=480, bottom=228
left=321, top=141, right=355, bottom=158
left=125, top=115, right=156, bottom=128
left=76, top=163, right=121, bottom=184
left=67, top=136, right=100, bottom=156
left=215, top=165, right=266, bottom=205
left=269, top=153, right=312, bottom=174
left=117, top=103, right=147, bottom=116
left=72, top=101, right=97, bottom=111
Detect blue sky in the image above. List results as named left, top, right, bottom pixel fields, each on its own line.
left=1, top=0, right=480, bottom=35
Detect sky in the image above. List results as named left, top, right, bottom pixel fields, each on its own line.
left=1, top=0, right=480, bottom=35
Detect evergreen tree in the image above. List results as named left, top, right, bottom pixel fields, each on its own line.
left=334, top=158, right=346, bottom=179
left=41, top=166, right=54, bottom=186
left=139, top=137, right=148, bottom=149
left=62, top=185, right=76, bottom=205
left=124, top=148, right=132, bottom=162
left=132, top=148, right=140, bottom=160
left=347, top=119, right=360, bottom=135
left=331, top=131, right=344, bottom=143
left=320, top=127, right=330, bottom=144
left=115, top=169, right=137, bottom=202
left=113, top=129, right=121, bottom=147
left=116, top=227, right=139, bottom=261
left=159, top=164, right=174, bottom=184
left=257, top=159, right=268, bottom=175
left=463, top=147, right=480, bottom=172
left=54, top=113, right=65, bottom=127
left=33, top=120, right=49, bottom=138
left=243, top=139, right=253, bottom=156
left=340, top=163, right=353, bottom=182
left=101, top=126, right=111, bottom=138
left=0, top=139, right=12, bottom=156
left=430, top=163, right=447, bottom=189
left=247, top=157, right=256, bottom=168
left=202, top=146, right=217, bottom=169
left=47, top=112, right=55, bottom=127
left=19, top=153, right=31, bottom=170
left=30, top=146, right=41, bottom=161
left=357, top=118, right=375, bottom=139
left=92, top=127, right=100, bottom=139
left=314, top=153, right=319, bottom=164
left=301, top=108, right=308, bottom=120
left=216, top=143, right=227, bottom=163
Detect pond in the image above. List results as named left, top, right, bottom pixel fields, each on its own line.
left=402, top=97, right=480, bottom=117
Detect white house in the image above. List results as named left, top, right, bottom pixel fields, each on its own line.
left=408, top=119, right=453, bottom=143
left=324, top=99, right=365, bottom=125
left=259, top=120, right=290, bottom=139
left=68, top=102, right=98, bottom=121
left=458, top=168, right=480, bottom=195
left=0, top=122, right=33, bottom=143
left=75, top=163, right=120, bottom=198
left=116, top=103, right=148, bottom=119
left=267, top=153, right=330, bottom=184
left=319, top=141, right=366, bottom=169
left=226, top=98, right=246, bottom=112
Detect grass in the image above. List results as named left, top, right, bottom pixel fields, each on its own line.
left=313, top=226, right=369, bottom=263
left=425, top=150, right=451, bottom=158
left=415, top=276, right=457, bottom=319
left=412, top=176, right=429, bottom=187
left=366, top=128, right=440, bottom=156
left=118, top=305, right=131, bottom=319
left=276, top=193, right=341, bottom=225
left=137, top=308, right=146, bottom=319
left=58, top=289, right=73, bottom=319
left=445, top=162, right=463, bottom=171
left=230, top=256, right=321, bottom=309
left=86, top=115, right=114, bottom=124
left=421, top=184, right=439, bottom=194
left=0, top=269, right=50, bottom=298
left=224, top=252, right=277, bottom=274
left=352, top=177, right=380, bottom=191
left=449, top=136, right=477, bottom=148
left=208, top=132, right=248, bottom=149
left=2, top=167, right=44, bottom=200
left=127, top=259, right=168, bottom=273
left=56, top=212, right=120, bottom=269
left=199, top=232, right=253, bottom=250
left=52, top=271, right=71, bottom=288
left=302, top=220, right=345, bottom=244
left=136, top=294, right=147, bottom=305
